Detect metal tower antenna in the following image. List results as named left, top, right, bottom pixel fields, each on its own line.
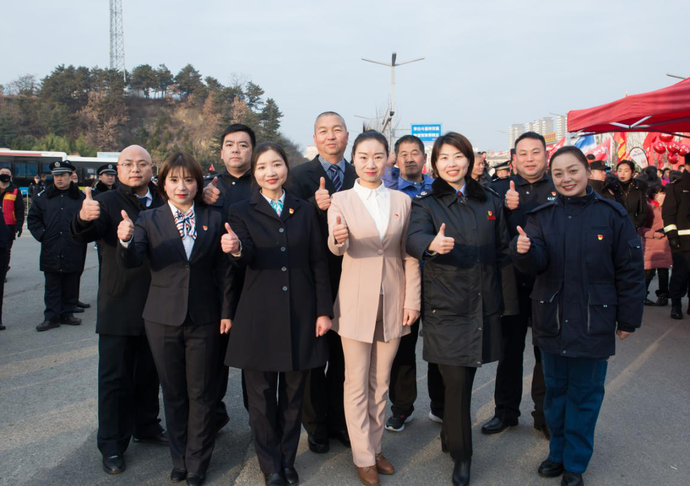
left=109, top=0, right=126, bottom=81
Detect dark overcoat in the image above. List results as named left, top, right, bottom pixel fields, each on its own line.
left=28, top=182, right=86, bottom=273
left=406, top=177, right=518, bottom=367
left=225, top=191, right=333, bottom=372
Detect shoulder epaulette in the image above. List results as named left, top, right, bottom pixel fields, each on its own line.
left=526, top=200, right=557, bottom=215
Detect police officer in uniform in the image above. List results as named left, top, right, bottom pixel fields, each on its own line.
left=492, top=161, right=512, bottom=181
left=92, top=163, right=118, bottom=197
left=482, top=132, right=553, bottom=438
left=588, top=160, right=623, bottom=203
left=662, top=153, right=690, bottom=319
left=28, top=161, right=86, bottom=331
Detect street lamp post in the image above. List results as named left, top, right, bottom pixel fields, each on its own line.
left=362, top=52, right=424, bottom=145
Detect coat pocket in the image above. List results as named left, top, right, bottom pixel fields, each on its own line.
left=586, top=285, right=618, bottom=336
left=530, top=285, right=561, bottom=337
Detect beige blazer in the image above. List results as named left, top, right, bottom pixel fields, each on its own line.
left=327, top=186, right=421, bottom=343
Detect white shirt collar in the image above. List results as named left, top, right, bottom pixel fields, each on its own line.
left=353, top=179, right=388, bottom=200
left=260, top=189, right=286, bottom=205
left=168, top=200, right=195, bottom=216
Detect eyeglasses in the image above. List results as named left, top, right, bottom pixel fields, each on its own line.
left=120, top=161, right=152, bottom=171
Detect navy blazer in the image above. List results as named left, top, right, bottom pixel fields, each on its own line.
left=118, top=203, right=232, bottom=326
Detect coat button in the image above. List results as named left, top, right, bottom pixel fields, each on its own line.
left=565, top=319, right=569, bottom=323
left=377, top=249, right=383, bottom=255
left=282, top=286, right=288, bottom=291
left=280, top=247, right=286, bottom=252
left=568, top=216, right=572, bottom=219
left=279, top=228, right=284, bottom=233
left=562, top=350, right=567, bottom=354
left=184, top=264, right=189, bottom=269
left=232, top=181, right=236, bottom=185
left=477, top=360, right=482, bottom=364
left=281, top=266, right=287, bottom=272
left=478, top=327, right=482, bottom=331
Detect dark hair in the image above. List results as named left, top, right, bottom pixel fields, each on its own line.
left=586, top=154, right=596, bottom=161
left=351, top=131, right=389, bottom=159
left=515, top=131, right=546, bottom=150
left=430, top=132, right=474, bottom=182
left=639, top=166, right=660, bottom=184
left=510, top=148, right=516, bottom=158
left=670, top=170, right=683, bottom=183
left=250, top=142, right=290, bottom=184
left=550, top=146, right=589, bottom=170
left=157, top=152, right=205, bottom=205
left=617, top=159, right=635, bottom=173
left=219, top=123, right=256, bottom=148
left=394, top=135, right=424, bottom=155
left=646, top=180, right=664, bottom=199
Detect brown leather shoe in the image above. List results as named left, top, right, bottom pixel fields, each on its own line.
left=375, top=453, right=395, bottom=475
left=357, top=466, right=380, bottom=486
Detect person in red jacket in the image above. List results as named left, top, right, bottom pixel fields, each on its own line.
left=0, top=168, right=26, bottom=269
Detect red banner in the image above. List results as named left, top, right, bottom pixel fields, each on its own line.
left=613, top=132, right=627, bottom=160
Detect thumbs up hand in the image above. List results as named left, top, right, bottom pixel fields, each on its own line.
left=505, top=180, right=520, bottom=210
left=516, top=225, right=531, bottom=254
left=221, top=222, right=241, bottom=254
left=79, top=187, right=100, bottom=221
left=428, top=223, right=455, bottom=255
left=203, top=176, right=221, bottom=205
left=315, top=177, right=332, bottom=210
left=333, top=215, right=349, bottom=244
left=117, top=210, right=135, bottom=242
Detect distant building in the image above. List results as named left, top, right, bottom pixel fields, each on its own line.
left=509, top=115, right=567, bottom=148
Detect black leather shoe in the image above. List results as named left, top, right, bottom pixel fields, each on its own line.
left=561, top=471, right=584, bottom=486
left=671, top=305, right=683, bottom=319
left=283, top=467, right=299, bottom=484
left=329, top=428, right=351, bottom=448
left=481, top=416, right=518, bottom=434
left=60, top=315, right=82, bottom=325
left=307, top=434, right=329, bottom=454
left=133, top=431, right=168, bottom=445
left=264, top=472, right=286, bottom=486
left=102, top=454, right=125, bottom=475
left=452, top=459, right=471, bottom=486
left=186, top=472, right=205, bottom=486
left=534, top=423, right=550, bottom=440
left=73, top=306, right=85, bottom=313
left=655, top=296, right=668, bottom=307
left=216, top=414, right=230, bottom=433
left=171, top=468, right=187, bottom=482
left=0, top=324, right=6, bottom=330
left=643, top=298, right=656, bottom=306
left=77, top=301, right=91, bottom=308
left=36, top=320, right=60, bottom=332
left=538, top=459, right=564, bottom=478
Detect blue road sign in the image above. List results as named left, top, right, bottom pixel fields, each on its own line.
left=411, top=124, right=442, bottom=142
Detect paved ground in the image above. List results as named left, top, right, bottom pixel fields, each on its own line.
left=1, top=234, right=689, bottom=486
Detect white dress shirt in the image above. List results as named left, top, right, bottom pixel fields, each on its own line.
left=260, top=190, right=286, bottom=216
left=169, top=201, right=195, bottom=259
left=139, top=188, right=153, bottom=208
left=353, top=180, right=390, bottom=240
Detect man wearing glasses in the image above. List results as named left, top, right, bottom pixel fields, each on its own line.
left=71, top=145, right=167, bottom=476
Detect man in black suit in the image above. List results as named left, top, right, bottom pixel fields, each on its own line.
left=70, top=145, right=167, bottom=475
left=202, top=124, right=256, bottom=429
left=286, top=111, right=356, bottom=453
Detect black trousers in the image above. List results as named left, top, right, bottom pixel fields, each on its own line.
left=389, top=319, right=445, bottom=417
left=438, top=365, right=477, bottom=462
left=302, top=330, right=347, bottom=438
left=245, top=369, right=308, bottom=474
left=645, top=268, right=669, bottom=296
left=43, top=271, right=80, bottom=321
left=97, top=333, right=163, bottom=457
left=493, top=291, right=546, bottom=425
left=0, top=248, right=8, bottom=323
left=145, top=320, right=219, bottom=475
left=669, top=251, right=690, bottom=301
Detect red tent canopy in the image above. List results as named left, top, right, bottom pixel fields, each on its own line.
left=567, top=78, right=690, bottom=136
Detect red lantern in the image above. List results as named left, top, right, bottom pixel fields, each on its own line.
left=668, top=152, right=679, bottom=164
left=668, top=141, right=681, bottom=154
left=659, top=133, right=674, bottom=143
left=679, top=144, right=690, bottom=156
left=653, top=142, right=667, bottom=154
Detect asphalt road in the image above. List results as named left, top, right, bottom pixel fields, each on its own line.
left=1, top=233, right=689, bottom=486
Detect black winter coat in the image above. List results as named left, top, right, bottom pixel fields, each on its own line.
left=225, top=191, right=332, bottom=372
left=28, top=183, right=86, bottom=273
left=70, top=183, right=163, bottom=335
left=407, top=177, right=518, bottom=367
left=511, top=189, right=645, bottom=359
left=619, top=178, right=649, bottom=230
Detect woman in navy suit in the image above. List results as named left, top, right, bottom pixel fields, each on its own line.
left=221, top=142, right=333, bottom=486
left=118, top=153, right=231, bottom=486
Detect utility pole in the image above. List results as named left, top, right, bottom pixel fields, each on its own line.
left=110, top=0, right=126, bottom=82
left=362, top=52, right=424, bottom=145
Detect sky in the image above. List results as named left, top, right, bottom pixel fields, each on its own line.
left=2, top=0, right=689, bottom=153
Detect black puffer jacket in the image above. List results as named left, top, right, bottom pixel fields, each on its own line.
left=407, top=177, right=518, bottom=367
left=28, top=183, right=86, bottom=273
left=618, top=178, right=648, bottom=230
left=511, top=189, right=645, bottom=359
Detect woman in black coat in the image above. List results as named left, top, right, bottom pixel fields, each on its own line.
left=616, top=159, right=648, bottom=230
left=406, top=132, right=518, bottom=486
left=118, top=153, right=232, bottom=486
left=222, top=142, right=332, bottom=486
left=511, top=146, right=645, bottom=486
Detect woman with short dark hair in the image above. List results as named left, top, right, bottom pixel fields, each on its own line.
left=616, top=159, right=648, bottom=229
left=406, top=132, right=517, bottom=486
left=511, top=146, right=645, bottom=486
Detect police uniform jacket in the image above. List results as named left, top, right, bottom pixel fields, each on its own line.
left=70, top=183, right=163, bottom=335
left=225, top=191, right=332, bottom=372
left=28, top=182, right=86, bottom=273
left=91, top=180, right=117, bottom=198
left=406, top=177, right=518, bottom=367
left=662, top=170, right=690, bottom=252
left=589, top=178, right=624, bottom=205
left=619, top=179, right=648, bottom=230
left=510, top=189, right=645, bottom=359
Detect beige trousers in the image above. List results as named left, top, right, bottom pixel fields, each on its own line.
left=341, top=297, right=401, bottom=467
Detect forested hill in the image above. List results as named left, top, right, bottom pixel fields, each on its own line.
left=0, top=64, right=307, bottom=168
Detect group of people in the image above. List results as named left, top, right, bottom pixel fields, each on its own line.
left=8, top=112, right=652, bottom=486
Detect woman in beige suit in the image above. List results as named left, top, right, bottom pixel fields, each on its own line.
left=327, top=131, right=421, bottom=486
